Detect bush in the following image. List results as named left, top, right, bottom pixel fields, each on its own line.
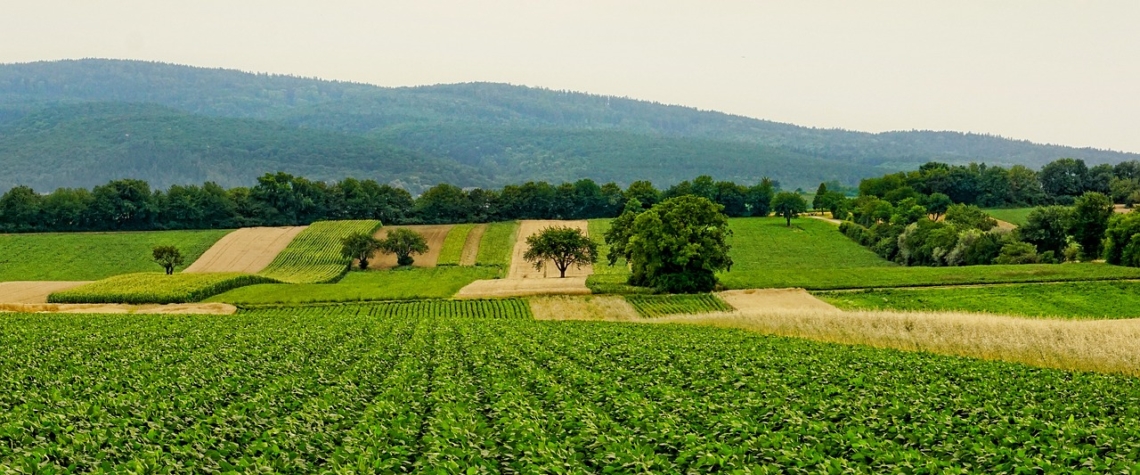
left=1103, top=212, right=1140, bottom=266
left=994, top=242, right=1040, bottom=265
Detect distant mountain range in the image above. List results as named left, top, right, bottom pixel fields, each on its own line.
left=1, top=58, right=1135, bottom=193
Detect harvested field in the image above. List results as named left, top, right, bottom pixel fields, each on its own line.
left=529, top=295, right=640, bottom=321
left=0, top=302, right=236, bottom=315
left=184, top=226, right=306, bottom=273
left=460, top=224, right=487, bottom=266
left=719, top=288, right=839, bottom=313
left=369, top=225, right=453, bottom=269
left=0, top=281, right=91, bottom=303
left=455, top=276, right=591, bottom=298
left=509, top=220, right=593, bottom=279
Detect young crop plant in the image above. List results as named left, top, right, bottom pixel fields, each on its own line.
left=435, top=223, right=475, bottom=266
left=626, top=293, right=734, bottom=318
left=47, top=272, right=276, bottom=304
left=259, top=220, right=381, bottom=283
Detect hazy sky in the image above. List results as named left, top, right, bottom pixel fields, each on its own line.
left=2, top=1, right=1138, bottom=152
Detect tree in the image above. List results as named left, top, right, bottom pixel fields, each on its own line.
left=745, top=178, right=776, bottom=217
left=812, top=183, right=828, bottom=210
left=1068, top=192, right=1114, bottom=260
left=771, top=191, right=807, bottom=226
left=1039, top=158, right=1088, bottom=201
left=1103, top=212, right=1140, bottom=266
left=152, top=246, right=184, bottom=275
left=380, top=228, right=429, bottom=266
left=341, top=232, right=382, bottom=270
left=612, top=195, right=733, bottom=293
left=522, top=226, right=599, bottom=278
left=924, top=193, right=952, bottom=221
left=1019, top=206, right=1072, bottom=257
left=944, top=204, right=997, bottom=231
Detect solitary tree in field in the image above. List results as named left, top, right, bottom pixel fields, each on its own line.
left=380, top=228, right=429, bottom=266
left=341, top=232, right=382, bottom=269
left=524, top=226, right=599, bottom=278
left=152, top=246, right=184, bottom=275
left=772, top=192, right=808, bottom=227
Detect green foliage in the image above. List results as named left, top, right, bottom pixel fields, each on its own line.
left=818, top=281, right=1140, bottom=320
left=1103, top=212, right=1140, bottom=266
left=151, top=245, right=184, bottom=275
left=945, top=204, right=997, bottom=231
left=617, top=196, right=733, bottom=293
left=0, top=229, right=228, bottom=281
left=982, top=207, right=1035, bottom=226
left=1069, top=192, right=1115, bottom=260
left=340, top=232, right=382, bottom=270
left=994, top=241, right=1040, bottom=265
left=720, top=263, right=1140, bottom=290
left=523, top=226, right=598, bottom=278
left=626, top=294, right=734, bottom=318
left=771, top=191, right=807, bottom=226
left=435, top=224, right=475, bottom=266
left=207, top=267, right=499, bottom=305
left=474, top=221, right=519, bottom=270
left=48, top=272, right=275, bottom=304
left=259, top=220, right=381, bottom=283
left=4, top=302, right=1140, bottom=471
left=1018, top=206, right=1072, bottom=256
left=1039, top=157, right=1089, bottom=199
left=735, top=218, right=892, bottom=270
left=924, top=193, right=953, bottom=220
left=588, top=219, right=630, bottom=276
left=379, top=228, right=429, bottom=267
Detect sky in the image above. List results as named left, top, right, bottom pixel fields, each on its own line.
left=2, top=1, right=1138, bottom=152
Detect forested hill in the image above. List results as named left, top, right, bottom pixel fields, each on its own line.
left=1, top=58, right=1136, bottom=192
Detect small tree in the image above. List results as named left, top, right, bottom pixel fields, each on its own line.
left=152, top=246, right=184, bottom=275
left=924, top=193, right=952, bottom=221
left=341, top=232, right=382, bottom=270
left=523, top=226, right=598, bottom=278
left=380, top=228, right=429, bottom=266
left=812, top=183, right=828, bottom=211
left=1069, top=192, right=1114, bottom=260
left=772, top=191, right=807, bottom=226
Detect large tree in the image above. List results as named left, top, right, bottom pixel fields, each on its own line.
left=771, top=191, right=807, bottom=226
left=523, top=226, right=598, bottom=278
left=1019, top=206, right=1072, bottom=257
left=1068, top=192, right=1114, bottom=260
left=611, top=195, right=733, bottom=293
left=341, top=232, right=382, bottom=270
left=1039, top=158, right=1088, bottom=201
left=152, top=246, right=184, bottom=275
left=380, top=228, right=429, bottom=266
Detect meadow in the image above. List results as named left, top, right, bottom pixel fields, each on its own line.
left=0, top=229, right=230, bottom=281
left=983, top=207, right=1035, bottom=226
left=727, top=217, right=894, bottom=271
left=47, top=272, right=276, bottom=304
left=817, top=280, right=1140, bottom=319
left=208, top=267, right=498, bottom=305
left=3, top=302, right=1139, bottom=472
left=257, top=220, right=381, bottom=283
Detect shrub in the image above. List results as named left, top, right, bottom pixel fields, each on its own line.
left=994, top=242, right=1040, bottom=265
left=1103, top=212, right=1140, bottom=265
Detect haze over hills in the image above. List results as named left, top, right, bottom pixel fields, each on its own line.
left=1, top=58, right=1136, bottom=193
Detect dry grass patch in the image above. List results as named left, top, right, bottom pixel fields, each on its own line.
left=656, top=309, right=1140, bottom=377
left=529, top=295, right=641, bottom=321
left=184, top=226, right=306, bottom=273
left=0, top=302, right=236, bottom=315
left=0, top=281, right=92, bottom=303
left=718, top=288, right=838, bottom=313
left=370, top=225, right=453, bottom=269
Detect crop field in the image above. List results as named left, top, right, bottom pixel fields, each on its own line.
left=258, top=220, right=381, bottom=283
left=818, top=280, right=1140, bottom=319
left=0, top=229, right=230, bottom=281
left=3, top=303, right=1140, bottom=472
left=47, top=272, right=276, bottom=304
left=720, top=262, right=1140, bottom=290
left=435, top=223, right=476, bottom=266
left=208, top=267, right=499, bottom=305
left=474, top=221, right=519, bottom=270
left=983, top=207, right=1035, bottom=226
left=728, top=217, right=893, bottom=271
left=626, top=293, right=733, bottom=318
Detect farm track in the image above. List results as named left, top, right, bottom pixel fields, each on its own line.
left=459, top=224, right=487, bottom=266
left=370, top=225, right=453, bottom=269
left=0, top=281, right=91, bottom=303
left=184, top=226, right=306, bottom=273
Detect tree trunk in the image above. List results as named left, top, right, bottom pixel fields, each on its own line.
left=786, top=215, right=792, bottom=227
left=166, top=265, right=174, bottom=275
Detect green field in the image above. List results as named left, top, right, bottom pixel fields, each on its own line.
left=3, top=302, right=1139, bottom=471
left=720, top=263, right=1140, bottom=290
left=474, top=221, right=518, bottom=269
left=728, top=217, right=894, bottom=271
left=435, top=224, right=475, bottom=266
left=587, top=218, right=630, bottom=276
left=48, top=272, right=276, bottom=304
left=0, top=229, right=231, bottom=281
left=984, top=207, right=1035, bottom=226
left=817, top=280, right=1140, bottom=319
left=258, top=220, right=381, bottom=284
left=208, top=267, right=498, bottom=305
left=626, top=293, right=733, bottom=318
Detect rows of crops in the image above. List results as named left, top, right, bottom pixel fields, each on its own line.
left=47, top=272, right=276, bottom=304
left=626, top=293, right=734, bottom=318
left=475, top=221, right=518, bottom=268
left=4, top=302, right=1139, bottom=472
left=257, top=220, right=381, bottom=283
left=435, top=223, right=475, bottom=266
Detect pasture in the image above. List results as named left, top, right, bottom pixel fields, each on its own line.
left=0, top=229, right=230, bottom=281
left=3, top=303, right=1139, bottom=471
left=727, top=217, right=893, bottom=271
left=208, top=267, right=499, bottom=305
left=983, top=207, right=1035, bottom=226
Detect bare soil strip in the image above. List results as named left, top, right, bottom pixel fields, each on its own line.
left=0, top=302, right=236, bottom=315
left=1115, top=204, right=1133, bottom=214
left=455, top=276, right=591, bottom=298
left=459, top=224, right=488, bottom=266
left=184, top=226, right=307, bottom=273
left=0, top=281, right=92, bottom=303
left=718, top=288, right=839, bottom=313
left=509, top=220, right=593, bottom=279
left=369, top=225, right=454, bottom=269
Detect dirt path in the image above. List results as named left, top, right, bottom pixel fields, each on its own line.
left=455, top=277, right=592, bottom=298
left=806, top=215, right=843, bottom=225
left=184, top=226, right=306, bottom=273
left=509, top=220, right=593, bottom=279
left=718, top=288, right=839, bottom=313
left=370, top=225, right=453, bottom=269
left=0, top=302, right=236, bottom=315
left=459, top=224, right=488, bottom=266
left=0, top=281, right=92, bottom=303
